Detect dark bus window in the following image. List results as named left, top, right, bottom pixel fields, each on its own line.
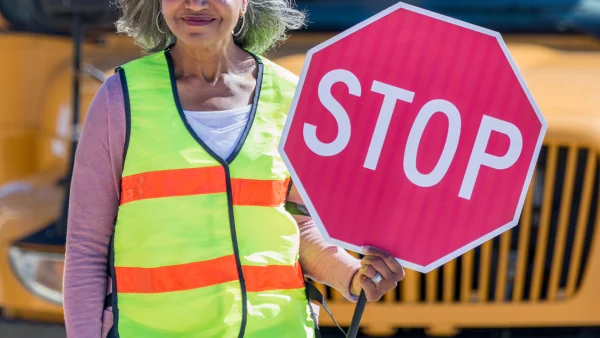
left=0, top=0, right=116, bottom=33
left=0, top=0, right=40, bottom=30
left=0, top=0, right=598, bottom=38
left=295, top=0, right=600, bottom=36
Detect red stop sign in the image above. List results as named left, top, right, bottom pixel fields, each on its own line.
left=279, top=3, right=547, bottom=272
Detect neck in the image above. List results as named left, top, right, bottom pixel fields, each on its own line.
left=170, top=38, right=250, bottom=83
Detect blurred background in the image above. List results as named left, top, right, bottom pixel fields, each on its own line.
left=0, top=0, right=599, bottom=337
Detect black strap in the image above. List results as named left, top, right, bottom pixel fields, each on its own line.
left=286, top=179, right=294, bottom=200
left=104, top=293, right=112, bottom=309
left=307, top=293, right=322, bottom=338
left=305, top=281, right=347, bottom=337
left=285, top=180, right=311, bottom=217
left=285, top=201, right=311, bottom=216
left=105, top=231, right=115, bottom=311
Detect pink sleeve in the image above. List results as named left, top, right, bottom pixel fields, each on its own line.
left=63, top=73, right=125, bottom=338
left=298, top=219, right=362, bottom=302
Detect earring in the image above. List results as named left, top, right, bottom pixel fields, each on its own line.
left=156, top=11, right=166, bottom=34
left=233, top=14, right=245, bottom=37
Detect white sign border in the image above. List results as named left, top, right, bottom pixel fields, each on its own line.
left=278, top=1, right=548, bottom=273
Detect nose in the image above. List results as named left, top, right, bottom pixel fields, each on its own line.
left=185, top=0, right=209, bottom=10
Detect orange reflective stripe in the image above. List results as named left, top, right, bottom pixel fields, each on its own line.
left=120, top=166, right=226, bottom=205
left=243, top=261, right=305, bottom=293
left=116, top=255, right=238, bottom=293
left=116, top=256, right=305, bottom=294
left=231, top=177, right=291, bottom=207
left=120, top=167, right=289, bottom=206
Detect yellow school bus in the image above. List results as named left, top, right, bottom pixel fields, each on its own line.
left=0, top=0, right=599, bottom=336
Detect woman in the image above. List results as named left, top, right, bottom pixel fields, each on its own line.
left=63, top=0, right=405, bottom=337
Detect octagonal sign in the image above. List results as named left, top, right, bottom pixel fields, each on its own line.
left=279, top=2, right=547, bottom=273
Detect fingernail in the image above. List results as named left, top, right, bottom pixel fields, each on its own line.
left=361, top=246, right=371, bottom=253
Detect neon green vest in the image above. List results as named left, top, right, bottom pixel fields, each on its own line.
left=108, top=49, right=316, bottom=338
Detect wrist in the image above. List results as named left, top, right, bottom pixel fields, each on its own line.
left=349, top=269, right=362, bottom=297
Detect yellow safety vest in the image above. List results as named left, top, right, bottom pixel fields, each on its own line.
left=107, top=48, right=316, bottom=338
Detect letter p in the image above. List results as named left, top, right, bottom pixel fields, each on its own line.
left=459, top=115, right=523, bottom=200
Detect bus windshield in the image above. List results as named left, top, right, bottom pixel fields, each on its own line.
left=295, top=0, right=600, bottom=37
left=1, top=0, right=599, bottom=38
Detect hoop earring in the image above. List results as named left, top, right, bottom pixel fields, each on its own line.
left=233, top=15, right=245, bottom=37
left=156, top=11, right=166, bottom=34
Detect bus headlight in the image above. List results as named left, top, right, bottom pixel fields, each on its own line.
left=8, top=246, right=64, bottom=305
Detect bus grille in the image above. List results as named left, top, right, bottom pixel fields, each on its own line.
left=318, top=145, right=600, bottom=304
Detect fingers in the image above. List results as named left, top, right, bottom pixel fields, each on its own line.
left=357, top=246, right=406, bottom=302
left=359, top=275, right=398, bottom=301
left=362, top=246, right=405, bottom=280
left=360, top=275, right=378, bottom=301
left=361, top=255, right=405, bottom=282
left=359, top=264, right=378, bottom=279
left=361, top=256, right=395, bottom=281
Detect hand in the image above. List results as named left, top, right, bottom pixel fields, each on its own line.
left=350, top=246, right=405, bottom=301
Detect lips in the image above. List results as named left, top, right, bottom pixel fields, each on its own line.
left=182, top=16, right=216, bottom=26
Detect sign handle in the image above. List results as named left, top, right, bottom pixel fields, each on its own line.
left=346, top=290, right=367, bottom=338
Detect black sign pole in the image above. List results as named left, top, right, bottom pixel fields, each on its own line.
left=346, top=290, right=367, bottom=338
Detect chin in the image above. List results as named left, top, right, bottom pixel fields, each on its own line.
left=178, top=34, right=217, bottom=46
left=178, top=29, right=227, bottom=46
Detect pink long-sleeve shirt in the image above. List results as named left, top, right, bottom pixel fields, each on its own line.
left=63, top=71, right=362, bottom=338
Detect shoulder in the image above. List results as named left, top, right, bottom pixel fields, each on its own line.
left=117, top=51, right=166, bottom=73
left=260, top=57, right=299, bottom=86
left=81, top=71, right=126, bottom=149
left=103, top=71, right=124, bottom=97
left=94, top=72, right=125, bottom=118
left=258, top=57, right=300, bottom=108
left=85, top=72, right=121, bottom=122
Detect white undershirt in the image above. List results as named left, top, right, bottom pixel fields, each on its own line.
left=183, top=104, right=252, bottom=160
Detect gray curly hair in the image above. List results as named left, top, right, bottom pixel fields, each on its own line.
left=115, top=0, right=306, bottom=55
